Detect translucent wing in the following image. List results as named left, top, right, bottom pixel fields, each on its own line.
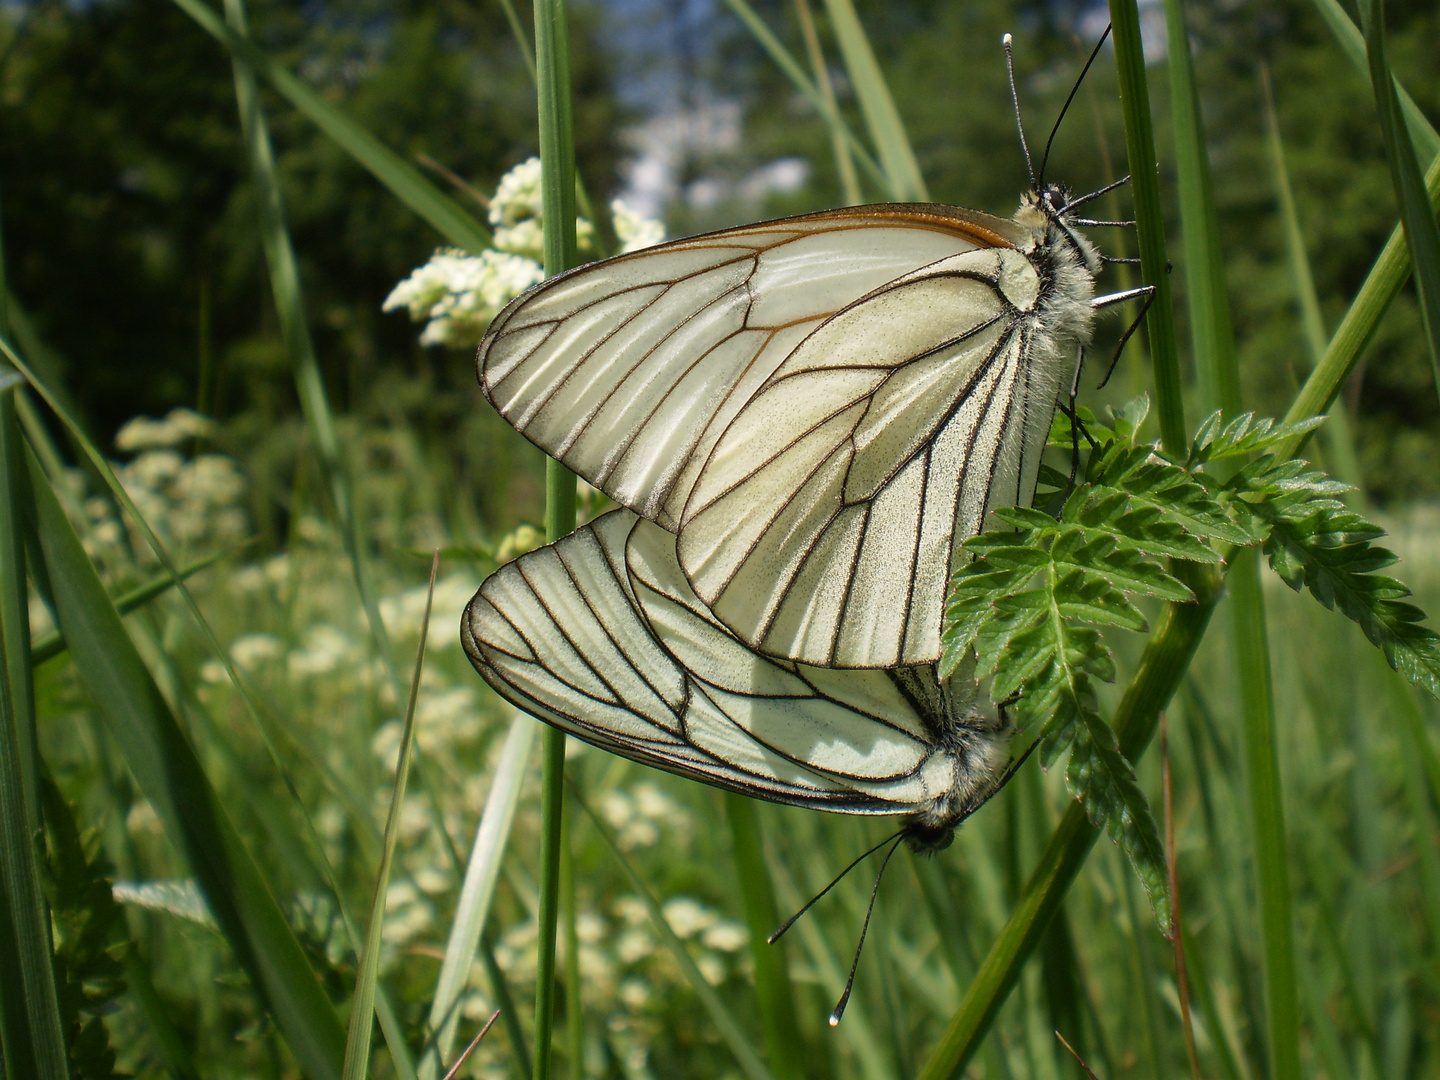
left=462, top=508, right=1004, bottom=817
left=479, top=203, right=1072, bottom=668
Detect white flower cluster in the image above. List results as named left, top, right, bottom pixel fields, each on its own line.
left=384, top=157, right=665, bottom=349
left=81, top=417, right=248, bottom=575
left=115, top=407, right=216, bottom=451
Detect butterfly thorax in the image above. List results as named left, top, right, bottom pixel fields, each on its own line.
left=898, top=673, right=1013, bottom=849
left=1011, top=188, right=1099, bottom=357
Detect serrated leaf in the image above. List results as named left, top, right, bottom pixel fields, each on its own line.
left=992, top=505, right=1061, bottom=532
left=1054, top=540, right=1194, bottom=601
left=1054, top=569, right=1148, bottom=631
left=1065, top=716, right=1171, bottom=933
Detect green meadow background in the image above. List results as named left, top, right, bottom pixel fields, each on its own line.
left=2, top=0, right=1439, bottom=1078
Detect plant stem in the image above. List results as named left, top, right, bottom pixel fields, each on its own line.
left=532, top=0, right=579, bottom=1076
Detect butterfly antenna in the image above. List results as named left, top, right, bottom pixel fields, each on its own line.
left=829, top=835, right=905, bottom=1026
left=1037, top=24, right=1112, bottom=189
left=1003, top=33, right=1037, bottom=190
left=767, top=827, right=904, bottom=945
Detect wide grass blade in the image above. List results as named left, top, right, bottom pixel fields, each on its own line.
left=794, top=0, right=861, bottom=205
left=18, top=440, right=346, bottom=1080
left=819, top=0, right=926, bottom=201
left=1258, top=65, right=1363, bottom=491
left=577, top=792, right=778, bottom=1080
left=723, top=794, right=805, bottom=1080
left=1226, top=553, right=1302, bottom=1080
left=1164, top=0, right=1237, bottom=408
left=167, top=0, right=490, bottom=250
left=29, top=548, right=234, bottom=667
left=343, top=555, right=437, bottom=1080
left=0, top=376, right=66, bottom=1080
left=1108, top=0, right=1186, bottom=453
left=1362, top=0, right=1440, bottom=397
left=1165, top=3, right=1301, bottom=1077
left=420, top=714, right=535, bottom=1080
left=720, top=0, right=886, bottom=190
left=1309, top=0, right=1440, bottom=161
left=533, top=0, right=580, bottom=1076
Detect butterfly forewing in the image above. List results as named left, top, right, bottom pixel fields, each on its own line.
left=478, top=204, right=1067, bottom=669
left=463, top=508, right=978, bottom=815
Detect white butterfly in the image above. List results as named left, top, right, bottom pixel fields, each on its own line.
left=463, top=508, right=1010, bottom=846
left=477, top=192, right=1142, bottom=670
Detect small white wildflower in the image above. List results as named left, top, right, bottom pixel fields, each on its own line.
left=601, top=790, right=634, bottom=830
left=115, top=408, right=215, bottom=452
left=631, top=783, right=676, bottom=822
left=696, top=952, right=726, bottom=986
left=92, top=520, right=123, bottom=547
left=371, top=719, right=404, bottom=772
left=577, top=910, right=607, bottom=945
left=85, top=496, right=112, bottom=522
left=414, top=866, right=451, bottom=895
left=614, top=896, right=648, bottom=927
left=611, top=199, right=665, bottom=253
left=198, top=659, right=227, bottom=684
left=386, top=881, right=420, bottom=908
left=229, top=565, right=266, bottom=594
left=177, top=455, right=246, bottom=506
left=123, top=449, right=184, bottom=491
left=264, top=554, right=290, bottom=585
left=661, top=897, right=715, bottom=940
left=287, top=625, right=357, bottom=676
left=619, top=977, right=650, bottom=1010
left=701, top=919, right=747, bottom=953
left=460, top=991, right=495, bottom=1021
left=229, top=633, right=284, bottom=671
left=616, top=928, right=654, bottom=964
left=619, top=819, right=659, bottom=850
left=489, top=158, right=544, bottom=228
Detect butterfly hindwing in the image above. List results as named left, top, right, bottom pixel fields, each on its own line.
left=462, top=508, right=973, bottom=815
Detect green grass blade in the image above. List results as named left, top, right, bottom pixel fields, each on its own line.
left=794, top=0, right=861, bottom=205
left=29, top=547, right=234, bottom=667
left=1277, top=148, right=1440, bottom=458
left=1363, top=0, right=1440, bottom=396
left=1165, top=4, right=1302, bottom=1076
left=916, top=564, right=1223, bottom=1079
left=420, top=714, right=535, bottom=1080
left=0, top=395, right=66, bottom=1080
left=343, top=556, right=436, bottom=1080
left=220, top=0, right=410, bottom=703
left=720, top=0, right=886, bottom=191
left=1164, top=0, right=1237, bottom=410
left=1108, top=0, right=1186, bottom=455
left=577, top=792, right=778, bottom=1080
left=1258, top=65, right=1364, bottom=491
left=167, top=0, right=490, bottom=250
left=819, top=0, right=926, bottom=201
left=1226, top=552, right=1302, bottom=1080
left=18, top=441, right=346, bottom=1080
left=723, top=794, right=805, bottom=1080
left=533, top=2, right=580, bottom=1077
left=1309, top=0, right=1440, bottom=162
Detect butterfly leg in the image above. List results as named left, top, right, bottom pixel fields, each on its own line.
left=1092, top=285, right=1156, bottom=389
